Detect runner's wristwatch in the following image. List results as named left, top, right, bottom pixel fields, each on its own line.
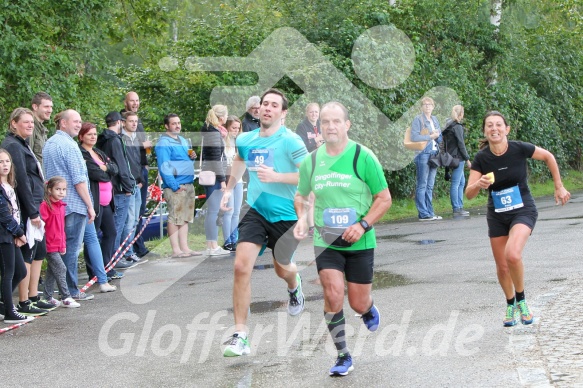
left=359, top=220, right=372, bottom=232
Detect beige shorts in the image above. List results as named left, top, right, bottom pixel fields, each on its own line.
left=164, top=184, right=196, bottom=225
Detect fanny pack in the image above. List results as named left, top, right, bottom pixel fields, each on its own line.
left=318, top=227, right=353, bottom=248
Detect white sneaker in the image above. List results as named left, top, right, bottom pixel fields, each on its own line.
left=287, top=274, right=305, bottom=316
left=223, top=334, right=250, bottom=357
left=100, top=283, right=117, bottom=293
left=45, top=297, right=62, bottom=308
left=209, top=247, right=231, bottom=256
left=61, top=297, right=81, bottom=308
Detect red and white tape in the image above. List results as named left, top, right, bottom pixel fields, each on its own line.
left=80, top=201, right=162, bottom=292
left=0, top=316, right=36, bottom=335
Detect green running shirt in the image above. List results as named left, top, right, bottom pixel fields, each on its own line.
left=297, top=140, right=388, bottom=250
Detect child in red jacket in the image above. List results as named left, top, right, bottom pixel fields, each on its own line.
left=40, top=177, right=80, bottom=308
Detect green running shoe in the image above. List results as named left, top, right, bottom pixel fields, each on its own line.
left=517, top=300, right=533, bottom=325
left=503, top=303, right=519, bottom=327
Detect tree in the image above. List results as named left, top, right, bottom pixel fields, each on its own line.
left=117, top=0, right=583, bottom=197
left=488, top=0, right=503, bottom=86
left=0, top=0, right=121, bottom=127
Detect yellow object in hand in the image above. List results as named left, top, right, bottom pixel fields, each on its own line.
left=485, top=172, right=495, bottom=184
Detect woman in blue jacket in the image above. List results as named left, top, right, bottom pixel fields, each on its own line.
left=410, top=97, right=442, bottom=221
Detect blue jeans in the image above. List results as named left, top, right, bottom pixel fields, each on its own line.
left=84, top=219, right=108, bottom=284
left=62, top=212, right=87, bottom=296
left=223, top=181, right=243, bottom=244
left=414, top=152, right=438, bottom=219
left=113, top=193, right=130, bottom=254
left=122, top=187, right=142, bottom=256
left=450, top=162, right=466, bottom=211
left=203, top=181, right=224, bottom=241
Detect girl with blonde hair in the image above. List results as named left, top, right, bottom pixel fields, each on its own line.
left=442, top=105, right=472, bottom=216
left=200, top=105, right=230, bottom=256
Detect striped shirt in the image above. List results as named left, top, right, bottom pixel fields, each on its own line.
left=43, top=130, right=91, bottom=216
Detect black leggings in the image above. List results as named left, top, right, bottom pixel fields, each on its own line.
left=84, top=204, right=117, bottom=278
left=0, top=242, right=27, bottom=313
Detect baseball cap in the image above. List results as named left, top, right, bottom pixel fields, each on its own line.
left=105, top=111, right=125, bottom=124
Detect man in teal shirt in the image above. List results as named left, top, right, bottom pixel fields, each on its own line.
left=221, top=88, right=308, bottom=357
left=294, top=101, right=392, bottom=376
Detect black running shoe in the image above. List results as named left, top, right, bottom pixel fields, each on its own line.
left=31, top=297, right=58, bottom=311
left=17, top=300, right=48, bottom=316
left=4, top=307, right=34, bottom=324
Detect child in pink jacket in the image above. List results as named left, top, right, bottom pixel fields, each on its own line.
left=40, top=177, right=80, bottom=308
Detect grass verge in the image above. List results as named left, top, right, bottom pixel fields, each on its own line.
left=380, top=169, right=583, bottom=222
left=139, top=170, right=583, bottom=256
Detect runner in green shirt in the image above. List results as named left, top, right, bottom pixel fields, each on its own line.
left=294, top=101, right=392, bottom=377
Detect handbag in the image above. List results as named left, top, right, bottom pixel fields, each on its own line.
left=404, top=127, right=428, bottom=151
left=198, top=137, right=216, bottom=186
left=428, top=131, right=460, bottom=168
left=198, top=170, right=216, bottom=185
left=429, top=152, right=458, bottom=168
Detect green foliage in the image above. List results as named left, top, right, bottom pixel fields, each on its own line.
left=4, top=0, right=581, bottom=202
left=114, top=0, right=582, bottom=198
left=0, top=0, right=121, bottom=130
left=498, top=0, right=583, bottom=171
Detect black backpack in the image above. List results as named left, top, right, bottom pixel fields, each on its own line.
left=309, top=143, right=362, bottom=182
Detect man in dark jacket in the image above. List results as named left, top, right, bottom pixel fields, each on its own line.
left=96, top=111, right=137, bottom=270
left=29, top=91, right=53, bottom=168
left=241, top=96, right=260, bottom=132
left=120, top=111, right=148, bottom=265
left=120, top=91, right=155, bottom=258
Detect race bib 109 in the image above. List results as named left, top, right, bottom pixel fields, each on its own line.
left=323, top=208, right=357, bottom=228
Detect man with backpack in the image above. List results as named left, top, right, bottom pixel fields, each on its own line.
left=293, top=101, right=392, bottom=377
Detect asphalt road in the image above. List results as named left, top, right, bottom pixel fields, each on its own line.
left=1, top=193, right=582, bottom=387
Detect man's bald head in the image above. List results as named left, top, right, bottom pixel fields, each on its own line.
left=125, top=91, right=140, bottom=113
left=58, top=109, right=82, bottom=137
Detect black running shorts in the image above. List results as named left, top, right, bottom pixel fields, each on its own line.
left=487, top=207, right=538, bottom=238
left=22, top=236, right=46, bottom=263
left=314, top=246, right=374, bottom=284
left=237, top=207, right=299, bottom=265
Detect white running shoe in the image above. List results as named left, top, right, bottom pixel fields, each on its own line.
left=45, top=297, right=62, bottom=308
left=209, top=247, right=231, bottom=256
left=61, top=297, right=81, bottom=308
left=287, top=274, right=305, bottom=316
left=223, top=334, right=250, bottom=357
left=100, top=283, right=117, bottom=293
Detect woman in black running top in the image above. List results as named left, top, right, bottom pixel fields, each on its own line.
left=466, top=111, right=571, bottom=327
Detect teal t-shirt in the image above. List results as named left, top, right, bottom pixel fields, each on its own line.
left=297, top=140, right=388, bottom=250
left=237, top=126, right=308, bottom=222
